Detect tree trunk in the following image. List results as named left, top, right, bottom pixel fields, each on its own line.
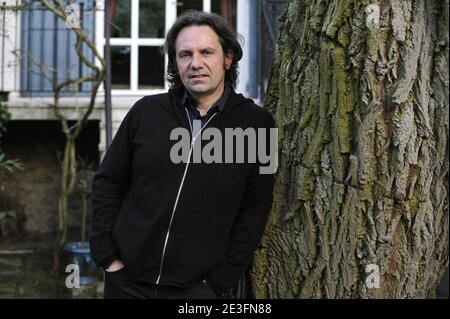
left=253, top=0, right=449, bottom=298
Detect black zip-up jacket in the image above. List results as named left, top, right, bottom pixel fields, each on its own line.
left=90, top=88, right=276, bottom=294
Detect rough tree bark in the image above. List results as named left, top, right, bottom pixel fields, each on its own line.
left=252, top=0, right=449, bottom=298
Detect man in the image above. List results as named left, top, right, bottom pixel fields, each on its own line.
left=90, top=10, right=276, bottom=299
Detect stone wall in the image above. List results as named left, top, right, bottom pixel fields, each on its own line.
left=1, top=120, right=99, bottom=236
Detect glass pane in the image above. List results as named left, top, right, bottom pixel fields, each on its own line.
left=138, top=46, right=165, bottom=89
left=109, top=0, right=131, bottom=38
left=211, top=0, right=237, bottom=30
left=110, top=46, right=131, bottom=89
left=177, top=0, right=203, bottom=16
left=211, top=0, right=221, bottom=14
left=139, top=0, right=165, bottom=38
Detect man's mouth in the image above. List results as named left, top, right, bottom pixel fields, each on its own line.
left=189, top=74, right=208, bottom=79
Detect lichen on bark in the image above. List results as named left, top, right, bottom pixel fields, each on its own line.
left=253, top=0, right=449, bottom=298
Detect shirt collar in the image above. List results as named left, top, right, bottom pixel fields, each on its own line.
left=181, top=86, right=230, bottom=114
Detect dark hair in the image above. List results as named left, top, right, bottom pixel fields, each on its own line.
left=164, top=10, right=243, bottom=92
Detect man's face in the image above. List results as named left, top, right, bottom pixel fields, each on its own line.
left=175, top=25, right=233, bottom=100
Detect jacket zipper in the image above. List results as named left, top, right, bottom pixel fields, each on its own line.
left=155, top=108, right=218, bottom=285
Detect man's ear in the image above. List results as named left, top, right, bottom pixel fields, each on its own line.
left=224, top=50, right=234, bottom=70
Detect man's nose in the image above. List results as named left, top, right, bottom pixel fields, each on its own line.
left=190, top=54, right=203, bottom=69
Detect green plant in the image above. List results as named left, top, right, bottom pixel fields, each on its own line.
left=0, top=153, right=23, bottom=173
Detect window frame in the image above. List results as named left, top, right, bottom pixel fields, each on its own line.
left=95, top=0, right=212, bottom=96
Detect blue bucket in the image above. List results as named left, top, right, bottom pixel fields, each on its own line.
left=64, top=242, right=97, bottom=285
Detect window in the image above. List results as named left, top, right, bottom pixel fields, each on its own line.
left=102, top=0, right=166, bottom=93
left=177, top=0, right=203, bottom=17
left=139, top=0, right=165, bottom=38
left=20, top=1, right=96, bottom=97
left=99, top=0, right=217, bottom=95
left=110, top=0, right=131, bottom=38
left=110, top=46, right=131, bottom=89
left=138, top=46, right=165, bottom=89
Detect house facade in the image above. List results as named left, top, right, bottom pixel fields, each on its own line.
left=0, top=0, right=286, bottom=235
